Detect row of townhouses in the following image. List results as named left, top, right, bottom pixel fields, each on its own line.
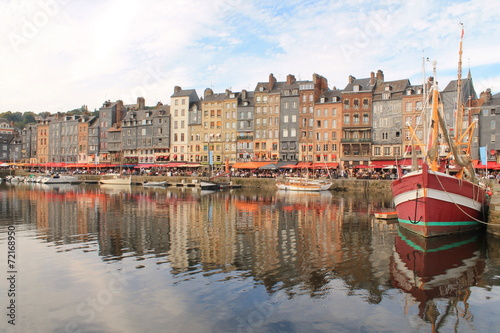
left=2, top=70, right=500, bottom=168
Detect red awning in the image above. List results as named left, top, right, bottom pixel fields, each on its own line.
left=473, top=160, right=500, bottom=170
left=232, top=162, right=271, bottom=169
left=279, top=164, right=298, bottom=169
left=354, top=164, right=375, bottom=169
left=134, top=164, right=155, bottom=168
left=295, top=162, right=312, bottom=168
left=311, top=163, right=339, bottom=169
left=369, top=160, right=392, bottom=167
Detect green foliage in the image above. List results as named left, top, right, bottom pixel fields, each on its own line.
left=0, top=111, right=38, bottom=129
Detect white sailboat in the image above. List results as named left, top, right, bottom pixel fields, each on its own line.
left=100, top=173, right=132, bottom=185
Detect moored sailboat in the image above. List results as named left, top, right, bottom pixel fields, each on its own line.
left=275, top=176, right=332, bottom=191
left=391, top=27, right=488, bottom=237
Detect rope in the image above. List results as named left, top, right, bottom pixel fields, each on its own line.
left=433, top=171, right=489, bottom=225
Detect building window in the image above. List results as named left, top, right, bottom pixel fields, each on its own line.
left=363, top=114, right=369, bottom=124
left=353, top=114, right=360, bottom=124
left=344, top=114, right=350, bottom=125
left=344, top=99, right=350, bottom=109
left=353, top=99, right=359, bottom=109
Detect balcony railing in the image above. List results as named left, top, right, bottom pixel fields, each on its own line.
left=341, top=138, right=371, bottom=143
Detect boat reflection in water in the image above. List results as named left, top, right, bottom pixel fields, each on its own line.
left=390, top=227, right=485, bottom=331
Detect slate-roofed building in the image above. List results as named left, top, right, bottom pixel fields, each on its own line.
left=254, top=74, right=280, bottom=161
left=201, top=88, right=226, bottom=166
left=279, top=74, right=300, bottom=162
left=340, top=71, right=379, bottom=169
left=298, top=73, right=329, bottom=163
left=170, top=86, right=200, bottom=162
left=399, top=84, right=425, bottom=162
left=88, top=116, right=100, bottom=163
left=475, top=89, right=500, bottom=162
left=314, top=88, right=343, bottom=165
left=21, top=123, right=37, bottom=163
left=49, top=114, right=86, bottom=164
left=98, top=100, right=125, bottom=164
left=236, top=89, right=255, bottom=161
left=371, top=78, right=410, bottom=163
left=122, top=97, right=155, bottom=164
left=153, top=102, right=171, bottom=163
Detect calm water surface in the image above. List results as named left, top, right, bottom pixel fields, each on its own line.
left=1, top=183, right=499, bottom=333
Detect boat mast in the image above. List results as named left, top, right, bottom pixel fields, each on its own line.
left=427, top=61, right=440, bottom=171
left=454, top=23, right=464, bottom=141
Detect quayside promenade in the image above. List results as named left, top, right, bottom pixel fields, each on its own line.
left=75, top=174, right=392, bottom=192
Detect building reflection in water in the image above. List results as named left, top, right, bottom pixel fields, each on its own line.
left=390, top=227, right=486, bottom=331
left=1, top=183, right=404, bottom=302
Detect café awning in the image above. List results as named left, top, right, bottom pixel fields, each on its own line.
left=232, top=162, right=272, bottom=169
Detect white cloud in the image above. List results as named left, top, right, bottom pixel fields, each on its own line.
left=0, top=0, right=499, bottom=112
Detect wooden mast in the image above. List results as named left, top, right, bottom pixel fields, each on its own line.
left=454, top=23, right=464, bottom=141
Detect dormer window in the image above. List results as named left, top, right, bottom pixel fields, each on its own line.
left=353, top=85, right=360, bottom=92
left=259, top=86, right=265, bottom=91
left=320, top=97, right=325, bottom=103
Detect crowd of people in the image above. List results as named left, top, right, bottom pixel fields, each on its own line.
left=13, top=166, right=500, bottom=183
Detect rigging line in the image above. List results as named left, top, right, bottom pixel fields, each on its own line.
left=432, top=171, right=488, bottom=224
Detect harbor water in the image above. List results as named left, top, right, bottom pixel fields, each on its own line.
left=1, top=182, right=500, bottom=332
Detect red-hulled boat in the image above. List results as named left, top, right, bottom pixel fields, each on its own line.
left=392, top=163, right=487, bottom=237
left=391, top=28, right=488, bottom=237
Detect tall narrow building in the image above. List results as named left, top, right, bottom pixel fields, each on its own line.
left=170, top=86, right=200, bottom=162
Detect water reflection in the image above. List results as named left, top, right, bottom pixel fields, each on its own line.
left=391, top=227, right=485, bottom=331
left=1, top=183, right=499, bottom=332
left=1, top=183, right=397, bottom=297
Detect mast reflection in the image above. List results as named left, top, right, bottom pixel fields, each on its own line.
left=390, top=227, right=485, bottom=331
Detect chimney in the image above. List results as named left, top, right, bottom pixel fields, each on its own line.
left=174, top=86, right=182, bottom=94
left=370, top=72, right=375, bottom=85
left=268, top=73, right=276, bottom=91
left=480, top=88, right=492, bottom=103
left=348, top=75, right=356, bottom=84
left=242, top=89, right=247, bottom=100
left=116, top=100, right=125, bottom=123
left=313, top=73, right=328, bottom=92
left=286, top=74, right=296, bottom=85
left=137, top=97, right=145, bottom=110
left=204, top=88, right=213, bottom=98
left=376, top=69, right=384, bottom=82
left=225, top=89, right=231, bottom=97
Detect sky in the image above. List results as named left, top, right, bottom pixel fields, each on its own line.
left=1, top=0, right=500, bottom=113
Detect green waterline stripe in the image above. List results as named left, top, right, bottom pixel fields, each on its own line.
left=397, top=228, right=479, bottom=253
left=398, top=218, right=479, bottom=227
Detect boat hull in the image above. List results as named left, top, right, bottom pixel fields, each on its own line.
left=391, top=164, right=487, bottom=237
left=275, top=178, right=332, bottom=192
left=200, top=181, right=219, bottom=190
left=100, top=175, right=132, bottom=185
left=43, top=176, right=81, bottom=184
